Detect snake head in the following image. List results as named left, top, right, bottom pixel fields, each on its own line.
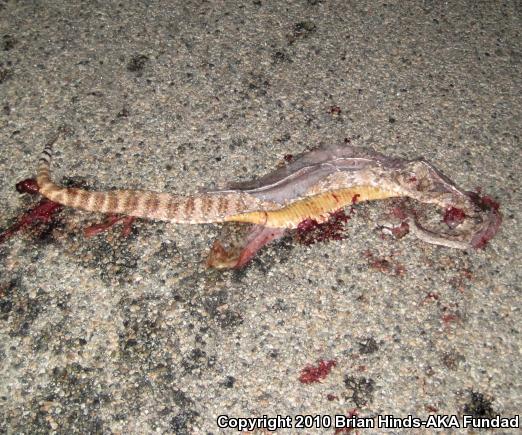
left=392, top=161, right=502, bottom=249
left=394, top=160, right=473, bottom=211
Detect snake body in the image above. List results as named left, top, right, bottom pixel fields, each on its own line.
left=36, top=132, right=501, bottom=250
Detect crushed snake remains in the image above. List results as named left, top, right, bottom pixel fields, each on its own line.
left=5, top=130, right=503, bottom=269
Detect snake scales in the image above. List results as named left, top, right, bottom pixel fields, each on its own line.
left=36, top=131, right=501, bottom=264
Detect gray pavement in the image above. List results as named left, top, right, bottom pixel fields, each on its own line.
left=0, top=1, right=520, bottom=433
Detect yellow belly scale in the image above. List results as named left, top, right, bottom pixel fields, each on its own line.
left=225, top=185, right=397, bottom=228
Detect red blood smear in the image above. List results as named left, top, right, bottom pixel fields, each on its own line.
left=443, top=207, right=466, bottom=228
left=15, top=178, right=40, bottom=195
left=299, top=360, right=337, bottom=384
left=0, top=199, right=63, bottom=244
left=296, top=210, right=351, bottom=246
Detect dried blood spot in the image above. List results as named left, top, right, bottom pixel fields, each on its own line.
left=370, top=257, right=391, bottom=273
left=363, top=250, right=405, bottom=277
left=0, top=199, right=63, bottom=244
left=441, top=313, right=460, bottom=326
left=295, top=209, right=351, bottom=246
left=329, top=106, right=342, bottom=115
left=15, top=178, right=40, bottom=195
left=283, top=154, right=294, bottom=163
left=299, top=360, right=337, bottom=384
left=1, top=178, right=64, bottom=244
left=443, top=207, right=466, bottom=228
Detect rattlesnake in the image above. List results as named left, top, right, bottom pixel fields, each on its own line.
left=36, top=130, right=501, bottom=259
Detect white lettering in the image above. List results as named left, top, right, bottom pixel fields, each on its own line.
left=377, top=415, right=422, bottom=428
left=424, top=415, right=460, bottom=428
left=463, top=415, right=520, bottom=429
left=335, top=415, right=374, bottom=428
